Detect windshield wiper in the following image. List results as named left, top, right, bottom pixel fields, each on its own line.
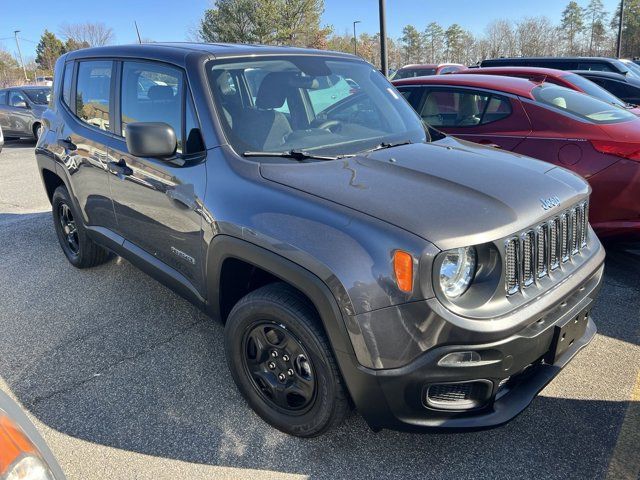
left=243, top=149, right=353, bottom=161
left=359, top=140, right=413, bottom=155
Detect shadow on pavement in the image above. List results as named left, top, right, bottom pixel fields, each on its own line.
left=0, top=212, right=638, bottom=479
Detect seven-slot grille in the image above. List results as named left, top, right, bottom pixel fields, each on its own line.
left=505, top=201, right=589, bottom=295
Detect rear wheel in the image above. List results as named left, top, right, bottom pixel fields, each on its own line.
left=224, top=283, right=349, bottom=437
left=52, top=186, right=110, bottom=268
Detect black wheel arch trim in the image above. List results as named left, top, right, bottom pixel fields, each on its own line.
left=205, top=234, right=393, bottom=428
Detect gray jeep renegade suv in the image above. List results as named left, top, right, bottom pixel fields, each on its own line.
left=35, top=43, right=604, bottom=437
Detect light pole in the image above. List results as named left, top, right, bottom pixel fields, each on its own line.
left=379, top=0, right=388, bottom=77
left=14, top=30, right=28, bottom=82
left=616, top=0, right=625, bottom=58
left=353, top=20, right=361, bottom=56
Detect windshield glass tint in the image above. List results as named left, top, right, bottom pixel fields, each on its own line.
left=621, top=59, right=640, bottom=78
left=23, top=88, right=50, bottom=105
left=208, top=56, right=428, bottom=155
left=533, top=84, right=636, bottom=124
left=392, top=68, right=437, bottom=79
left=564, top=73, right=627, bottom=107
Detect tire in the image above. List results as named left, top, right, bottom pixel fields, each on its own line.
left=224, top=282, right=350, bottom=437
left=52, top=186, right=110, bottom=268
left=33, top=123, right=42, bottom=140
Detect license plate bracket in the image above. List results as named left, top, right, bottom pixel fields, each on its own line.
left=547, top=310, right=589, bottom=364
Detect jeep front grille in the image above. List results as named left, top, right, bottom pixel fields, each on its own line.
left=504, top=201, right=589, bottom=295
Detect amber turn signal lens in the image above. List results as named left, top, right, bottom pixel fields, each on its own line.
left=0, top=413, right=38, bottom=475
left=393, top=250, right=413, bottom=292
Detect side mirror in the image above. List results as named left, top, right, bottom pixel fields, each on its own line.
left=125, top=122, right=177, bottom=158
left=13, top=101, right=28, bottom=109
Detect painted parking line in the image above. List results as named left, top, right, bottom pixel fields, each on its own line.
left=606, top=368, right=640, bottom=480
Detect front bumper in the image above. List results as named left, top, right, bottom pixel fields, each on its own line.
left=344, top=261, right=603, bottom=432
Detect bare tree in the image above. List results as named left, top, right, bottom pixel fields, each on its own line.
left=59, top=22, right=114, bottom=47
left=485, top=20, right=517, bottom=58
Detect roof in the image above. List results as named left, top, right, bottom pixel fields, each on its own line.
left=483, top=56, right=618, bottom=62
left=63, top=42, right=358, bottom=64
left=398, top=63, right=463, bottom=70
left=392, top=73, right=541, bottom=99
left=459, top=66, right=573, bottom=79
left=3, top=85, right=51, bottom=90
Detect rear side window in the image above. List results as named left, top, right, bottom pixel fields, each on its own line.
left=76, top=60, right=113, bottom=131
left=415, top=89, right=511, bottom=127
left=532, top=84, right=636, bottom=124
left=120, top=61, right=184, bottom=151
left=62, top=62, right=73, bottom=107
left=577, top=62, right=614, bottom=72
left=392, top=68, right=437, bottom=80
left=0, top=91, right=6, bottom=105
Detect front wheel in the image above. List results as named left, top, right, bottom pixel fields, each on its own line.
left=224, top=283, right=350, bottom=437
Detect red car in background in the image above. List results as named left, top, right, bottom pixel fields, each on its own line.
left=393, top=74, right=640, bottom=240
left=458, top=66, right=640, bottom=115
left=390, top=63, right=465, bottom=80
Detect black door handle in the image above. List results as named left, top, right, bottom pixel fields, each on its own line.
left=57, top=138, right=77, bottom=151
left=108, top=159, right=133, bottom=177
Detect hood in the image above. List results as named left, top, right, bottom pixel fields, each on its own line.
left=259, top=137, right=590, bottom=250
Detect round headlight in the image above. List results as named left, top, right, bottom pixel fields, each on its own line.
left=439, top=247, right=477, bottom=298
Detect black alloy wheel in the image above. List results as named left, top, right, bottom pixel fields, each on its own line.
left=242, top=322, right=316, bottom=414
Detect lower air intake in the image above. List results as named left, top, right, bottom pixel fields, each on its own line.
left=424, top=381, right=492, bottom=410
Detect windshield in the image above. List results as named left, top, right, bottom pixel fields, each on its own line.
left=532, top=84, right=636, bottom=124
left=391, top=68, right=437, bottom=80
left=564, top=73, right=628, bottom=107
left=621, top=59, right=640, bottom=78
left=22, top=88, right=50, bottom=105
left=208, top=56, right=431, bottom=156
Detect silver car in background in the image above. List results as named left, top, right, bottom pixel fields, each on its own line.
left=0, top=86, right=50, bottom=140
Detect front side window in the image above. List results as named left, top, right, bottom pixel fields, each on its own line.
left=23, top=88, right=50, bottom=105
left=121, top=61, right=184, bottom=151
left=532, top=84, right=636, bottom=124
left=9, top=91, right=27, bottom=107
left=76, top=60, right=112, bottom=131
left=207, top=56, right=430, bottom=155
left=408, top=88, right=511, bottom=127
left=0, top=91, right=6, bottom=105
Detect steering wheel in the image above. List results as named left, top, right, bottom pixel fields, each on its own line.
left=314, top=119, right=342, bottom=132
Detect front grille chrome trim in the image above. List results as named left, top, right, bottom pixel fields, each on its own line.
left=504, top=200, right=589, bottom=296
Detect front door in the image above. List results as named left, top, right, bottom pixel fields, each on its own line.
left=6, top=90, right=33, bottom=136
left=108, top=59, right=207, bottom=294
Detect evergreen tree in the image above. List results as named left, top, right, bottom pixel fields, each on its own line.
left=400, top=25, right=423, bottom=64
left=35, top=30, right=65, bottom=72
left=445, top=24, right=465, bottom=62
left=560, top=1, right=585, bottom=54
left=424, top=22, right=445, bottom=63
left=585, top=0, right=608, bottom=54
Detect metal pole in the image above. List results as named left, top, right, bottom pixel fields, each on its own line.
left=379, top=0, right=388, bottom=77
left=353, top=21, right=361, bottom=56
left=14, top=30, right=28, bottom=82
left=617, top=0, right=625, bottom=58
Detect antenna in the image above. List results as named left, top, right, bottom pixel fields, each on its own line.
left=134, top=21, right=142, bottom=44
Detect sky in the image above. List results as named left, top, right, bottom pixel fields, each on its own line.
left=0, top=0, right=623, bottom=60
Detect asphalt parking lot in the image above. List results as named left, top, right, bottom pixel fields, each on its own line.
left=0, top=139, right=639, bottom=480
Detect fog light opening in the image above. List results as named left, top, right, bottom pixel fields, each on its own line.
left=438, top=350, right=482, bottom=367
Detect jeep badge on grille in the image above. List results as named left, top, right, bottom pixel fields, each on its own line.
left=540, top=196, right=561, bottom=210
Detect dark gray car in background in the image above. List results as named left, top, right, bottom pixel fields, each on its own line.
left=35, top=43, right=604, bottom=437
left=0, top=86, right=50, bottom=140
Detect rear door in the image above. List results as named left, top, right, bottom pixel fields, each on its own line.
left=399, top=86, right=532, bottom=150
left=108, top=59, right=207, bottom=295
left=61, top=59, right=119, bottom=231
